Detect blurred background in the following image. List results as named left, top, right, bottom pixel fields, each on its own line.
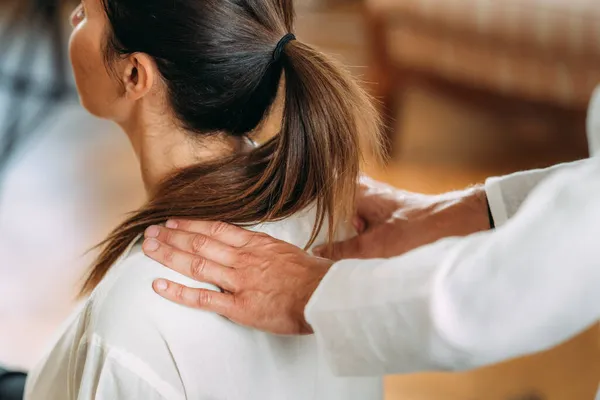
left=0, top=0, right=598, bottom=399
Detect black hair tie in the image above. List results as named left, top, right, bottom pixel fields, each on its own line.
left=272, top=33, right=296, bottom=62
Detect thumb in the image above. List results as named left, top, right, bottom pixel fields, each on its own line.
left=314, top=234, right=366, bottom=261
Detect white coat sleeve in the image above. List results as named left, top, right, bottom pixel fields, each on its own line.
left=305, top=158, right=600, bottom=376
left=486, top=83, right=600, bottom=226
left=485, top=159, right=588, bottom=227
left=587, top=85, right=600, bottom=157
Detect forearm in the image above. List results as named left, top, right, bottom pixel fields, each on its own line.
left=439, top=185, right=491, bottom=233
left=426, top=160, right=587, bottom=234
left=457, top=160, right=586, bottom=231
left=307, top=159, right=600, bottom=376
left=305, top=239, right=465, bottom=375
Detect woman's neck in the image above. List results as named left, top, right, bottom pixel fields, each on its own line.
left=118, top=111, right=247, bottom=195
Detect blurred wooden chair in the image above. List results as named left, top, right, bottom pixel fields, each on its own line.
left=364, top=0, right=600, bottom=153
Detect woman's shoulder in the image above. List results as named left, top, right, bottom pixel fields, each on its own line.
left=96, top=243, right=220, bottom=300
left=87, top=245, right=226, bottom=340
left=77, top=244, right=260, bottom=397
left=87, top=242, right=260, bottom=354
left=251, top=206, right=355, bottom=249
left=26, top=248, right=215, bottom=400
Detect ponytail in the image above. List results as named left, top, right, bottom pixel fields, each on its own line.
left=274, top=39, right=381, bottom=242
left=80, top=38, right=381, bottom=296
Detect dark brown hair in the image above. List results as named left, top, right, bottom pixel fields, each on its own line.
left=80, top=0, right=382, bottom=294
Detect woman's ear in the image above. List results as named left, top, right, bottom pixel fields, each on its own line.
left=122, top=53, right=155, bottom=100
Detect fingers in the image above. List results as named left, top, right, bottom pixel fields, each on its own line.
left=358, top=175, right=376, bottom=191
left=153, top=280, right=235, bottom=315
left=352, top=216, right=367, bottom=234
left=143, top=235, right=238, bottom=291
left=145, top=225, right=238, bottom=267
left=314, top=235, right=363, bottom=261
left=355, top=180, right=390, bottom=222
left=164, top=220, right=260, bottom=248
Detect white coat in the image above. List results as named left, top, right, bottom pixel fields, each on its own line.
left=305, top=89, right=600, bottom=388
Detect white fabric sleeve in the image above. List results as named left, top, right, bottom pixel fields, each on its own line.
left=485, top=83, right=600, bottom=226
left=306, top=158, right=600, bottom=376
left=587, top=86, right=600, bottom=157
left=484, top=159, right=588, bottom=227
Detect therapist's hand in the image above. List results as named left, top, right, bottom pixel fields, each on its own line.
left=143, top=221, right=332, bottom=335
left=315, top=177, right=491, bottom=260
left=142, top=177, right=491, bottom=335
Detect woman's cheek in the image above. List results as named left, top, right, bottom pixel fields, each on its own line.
left=69, top=33, right=85, bottom=82
left=69, top=33, right=98, bottom=107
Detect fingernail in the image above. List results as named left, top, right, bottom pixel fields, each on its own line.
left=145, top=225, right=160, bottom=238
left=166, top=220, right=178, bottom=229
left=154, top=279, right=168, bottom=292
left=353, top=217, right=366, bottom=233
left=313, top=246, right=324, bottom=256
left=144, top=238, right=160, bottom=252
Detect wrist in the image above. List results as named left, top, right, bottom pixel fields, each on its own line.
left=434, top=185, right=492, bottom=236
left=462, top=185, right=493, bottom=231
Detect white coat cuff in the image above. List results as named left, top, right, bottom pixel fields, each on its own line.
left=485, top=177, right=509, bottom=227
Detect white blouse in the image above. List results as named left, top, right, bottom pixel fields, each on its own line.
left=24, top=209, right=382, bottom=400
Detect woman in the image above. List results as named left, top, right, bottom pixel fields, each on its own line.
left=18, top=0, right=383, bottom=399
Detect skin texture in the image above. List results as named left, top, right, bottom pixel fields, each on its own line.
left=143, top=176, right=491, bottom=335
left=69, top=1, right=119, bottom=119
left=69, top=0, right=239, bottom=193
left=316, top=177, right=490, bottom=260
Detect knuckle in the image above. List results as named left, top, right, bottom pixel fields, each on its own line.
left=209, top=221, right=228, bottom=237
left=190, top=256, right=207, bottom=280
left=236, top=251, right=253, bottom=266
left=229, top=270, right=244, bottom=290
left=196, top=290, right=211, bottom=307
left=163, top=248, right=175, bottom=263
left=164, top=229, right=174, bottom=244
left=257, top=232, right=276, bottom=246
left=250, top=232, right=268, bottom=243
left=244, top=232, right=271, bottom=248
left=176, top=220, right=191, bottom=230
left=174, top=285, right=185, bottom=301
left=191, top=234, right=208, bottom=253
left=232, top=295, right=246, bottom=314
